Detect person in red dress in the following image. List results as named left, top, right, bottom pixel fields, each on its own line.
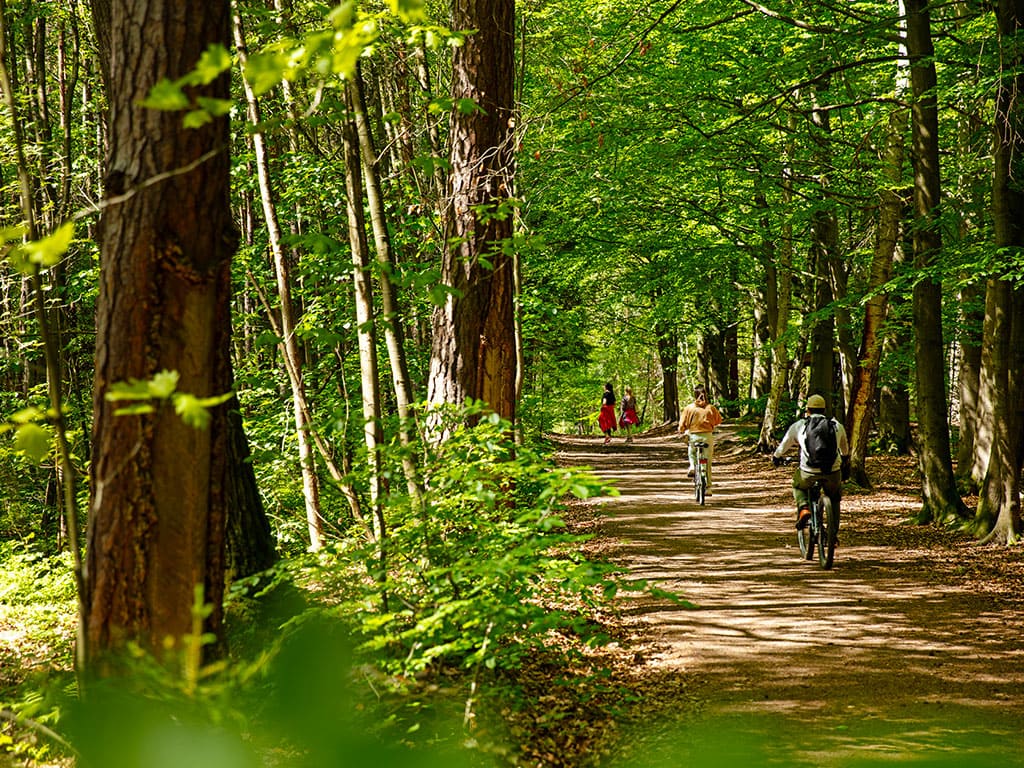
left=598, top=382, right=617, bottom=445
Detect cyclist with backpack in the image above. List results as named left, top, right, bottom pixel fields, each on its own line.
left=772, top=393, right=850, bottom=530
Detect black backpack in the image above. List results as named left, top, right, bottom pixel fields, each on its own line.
left=804, top=415, right=838, bottom=470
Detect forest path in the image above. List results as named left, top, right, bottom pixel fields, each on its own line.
left=554, top=425, right=1024, bottom=767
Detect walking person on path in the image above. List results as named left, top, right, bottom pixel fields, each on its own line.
left=620, top=386, right=640, bottom=444
left=678, top=385, right=723, bottom=493
left=598, top=382, right=617, bottom=445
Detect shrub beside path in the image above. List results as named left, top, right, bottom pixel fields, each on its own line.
left=554, top=424, right=1024, bottom=767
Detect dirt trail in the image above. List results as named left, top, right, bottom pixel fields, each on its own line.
left=555, top=425, right=1024, bottom=767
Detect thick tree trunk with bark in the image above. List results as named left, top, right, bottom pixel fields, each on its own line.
left=976, top=0, right=1024, bottom=543
left=86, top=0, right=235, bottom=662
left=905, top=0, right=966, bottom=523
left=225, top=400, right=277, bottom=580
left=428, top=0, right=517, bottom=425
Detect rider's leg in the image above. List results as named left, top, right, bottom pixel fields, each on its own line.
left=686, top=439, right=697, bottom=475
left=691, top=431, right=714, bottom=485
left=821, top=470, right=842, bottom=511
left=792, top=469, right=815, bottom=528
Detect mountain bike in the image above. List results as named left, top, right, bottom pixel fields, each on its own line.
left=775, top=457, right=838, bottom=569
left=690, top=436, right=709, bottom=505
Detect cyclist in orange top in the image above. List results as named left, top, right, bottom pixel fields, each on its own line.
left=678, top=385, right=723, bottom=492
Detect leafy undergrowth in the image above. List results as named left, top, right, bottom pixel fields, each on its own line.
left=3, top=430, right=1022, bottom=768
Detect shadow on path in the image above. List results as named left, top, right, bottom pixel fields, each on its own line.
left=556, top=427, right=1024, bottom=767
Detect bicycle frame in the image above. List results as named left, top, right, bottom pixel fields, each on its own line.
left=780, top=458, right=839, bottom=570
left=691, top=438, right=709, bottom=505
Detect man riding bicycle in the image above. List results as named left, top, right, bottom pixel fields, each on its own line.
left=772, top=393, right=850, bottom=530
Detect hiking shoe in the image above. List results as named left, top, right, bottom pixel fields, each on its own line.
left=687, top=468, right=695, bottom=477
left=795, top=506, right=811, bottom=530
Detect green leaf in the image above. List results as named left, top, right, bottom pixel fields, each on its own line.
left=174, top=394, right=212, bottom=430
left=139, top=78, right=190, bottom=111
left=428, top=283, right=461, bottom=307
left=148, top=370, right=180, bottom=399
left=456, top=97, right=484, bottom=115
left=17, top=221, right=75, bottom=268
left=244, top=52, right=289, bottom=96
left=190, top=44, right=232, bottom=86
left=112, top=403, right=157, bottom=417
left=183, top=109, right=213, bottom=129
left=106, top=379, right=157, bottom=402
left=11, top=407, right=44, bottom=425
left=14, top=423, right=52, bottom=464
left=0, top=224, right=26, bottom=245
left=196, top=96, right=233, bottom=117
left=388, top=0, right=426, bottom=23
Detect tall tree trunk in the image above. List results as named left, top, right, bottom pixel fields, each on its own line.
left=349, top=67, right=423, bottom=506
left=958, top=283, right=984, bottom=482
left=342, top=87, right=387, bottom=569
left=85, top=0, right=234, bottom=664
left=846, top=28, right=909, bottom=486
left=976, top=0, right=1024, bottom=544
left=654, top=316, right=680, bottom=423
left=427, top=0, right=517, bottom=427
left=232, top=8, right=324, bottom=550
left=905, top=0, right=967, bottom=523
left=758, top=134, right=795, bottom=450
left=224, top=400, right=277, bottom=580
left=750, top=298, right=771, bottom=404
left=1, top=0, right=84, bottom=668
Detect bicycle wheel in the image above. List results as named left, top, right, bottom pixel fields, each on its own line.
left=817, top=496, right=837, bottom=569
left=696, top=472, right=706, bottom=505
left=797, top=515, right=814, bottom=560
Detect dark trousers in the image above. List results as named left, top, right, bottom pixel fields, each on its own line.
left=792, top=468, right=842, bottom=513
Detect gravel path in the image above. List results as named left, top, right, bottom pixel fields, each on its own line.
left=556, top=426, right=1024, bottom=767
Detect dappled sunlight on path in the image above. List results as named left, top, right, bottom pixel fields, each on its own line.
left=556, top=426, right=1024, bottom=767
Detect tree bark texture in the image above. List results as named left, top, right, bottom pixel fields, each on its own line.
left=905, top=0, right=966, bottom=522
left=86, top=0, right=235, bottom=662
left=846, top=98, right=907, bottom=486
left=758, top=149, right=794, bottom=450
left=976, top=0, right=1024, bottom=543
left=654, top=317, right=680, bottom=423
left=957, top=283, right=984, bottom=482
left=428, top=0, right=517, bottom=424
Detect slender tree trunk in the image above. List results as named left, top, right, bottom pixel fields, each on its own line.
left=958, top=284, right=984, bottom=482
left=348, top=67, right=423, bottom=506
left=0, top=0, right=85, bottom=664
left=341, top=87, right=386, bottom=566
left=846, top=38, right=909, bottom=486
left=750, top=299, right=771, bottom=403
left=758, top=136, right=795, bottom=450
left=654, top=316, right=680, bottom=423
left=905, top=0, right=967, bottom=523
left=232, top=8, right=324, bottom=550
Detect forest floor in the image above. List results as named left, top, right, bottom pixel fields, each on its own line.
left=539, top=422, right=1024, bottom=768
